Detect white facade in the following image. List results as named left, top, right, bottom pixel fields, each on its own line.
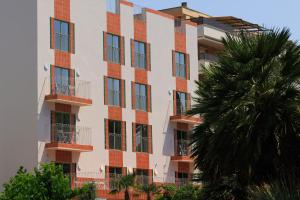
left=0, top=0, right=199, bottom=194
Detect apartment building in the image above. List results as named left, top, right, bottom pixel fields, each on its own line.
left=161, top=2, right=265, bottom=79
left=0, top=0, right=201, bottom=198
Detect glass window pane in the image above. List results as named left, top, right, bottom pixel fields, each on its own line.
left=61, top=22, right=69, bottom=35
left=54, top=20, right=61, bottom=34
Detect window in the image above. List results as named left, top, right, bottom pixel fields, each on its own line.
left=176, top=130, right=188, bottom=156
left=52, top=112, right=75, bottom=144
left=109, top=167, right=122, bottom=190
left=176, top=172, right=189, bottom=186
left=134, top=41, right=146, bottom=69
left=136, top=124, right=148, bottom=153
left=135, top=83, right=147, bottom=111
left=176, top=92, right=187, bottom=115
left=54, top=67, right=71, bottom=96
left=109, top=120, right=122, bottom=150
left=54, top=19, right=69, bottom=51
left=135, top=169, right=149, bottom=186
left=56, top=163, right=76, bottom=187
left=108, top=78, right=120, bottom=106
left=175, top=52, right=186, bottom=78
left=107, top=0, right=120, bottom=14
left=107, top=34, right=120, bottom=63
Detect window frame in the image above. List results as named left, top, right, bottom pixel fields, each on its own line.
left=108, top=78, right=121, bottom=106
left=134, top=41, right=146, bottom=69
left=175, top=91, right=187, bottom=115
left=107, top=33, right=121, bottom=64
left=54, top=19, right=69, bottom=52
left=108, top=120, right=122, bottom=150
left=135, top=169, right=149, bottom=186
left=175, top=52, right=186, bottom=78
left=135, top=83, right=148, bottom=111
left=136, top=124, right=148, bottom=153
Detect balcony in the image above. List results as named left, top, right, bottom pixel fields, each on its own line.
left=195, top=17, right=234, bottom=49
left=45, top=79, right=92, bottom=107
left=171, top=139, right=193, bottom=163
left=198, top=53, right=219, bottom=73
left=170, top=100, right=202, bottom=125
left=45, top=123, right=93, bottom=152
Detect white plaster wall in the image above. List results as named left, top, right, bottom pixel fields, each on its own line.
left=146, top=12, right=177, bottom=183
left=37, top=0, right=55, bottom=165
left=70, top=0, right=108, bottom=178
left=0, top=0, right=38, bottom=190
left=120, top=3, right=136, bottom=172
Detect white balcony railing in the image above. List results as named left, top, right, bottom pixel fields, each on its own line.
left=51, top=123, right=92, bottom=146
left=51, top=78, right=91, bottom=100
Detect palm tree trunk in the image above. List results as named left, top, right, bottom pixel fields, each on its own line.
left=125, top=189, right=130, bottom=200
left=147, top=193, right=151, bottom=200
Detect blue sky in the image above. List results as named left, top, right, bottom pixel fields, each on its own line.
left=129, top=0, right=300, bottom=42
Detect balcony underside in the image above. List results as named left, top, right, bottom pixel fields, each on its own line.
left=198, top=36, right=224, bottom=50
left=170, top=115, right=202, bottom=125
left=171, top=155, right=193, bottom=163
left=45, top=94, right=92, bottom=107
left=45, top=142, right=93, bottom=152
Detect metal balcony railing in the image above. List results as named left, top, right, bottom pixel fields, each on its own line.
left=175, top=99, right=191, bottom=115
left=136, top=175, right=149, bottom=186
left=109, top=174, right=123, bottom=190
left=174, top=139, right=190, bottom=156
left=51, top=123, right=92, bottom=146
left=193, top=17, right=234, bottom=33
left=175, top=178, right=190, bottom=187
left=51, top=78, right=91, bottom=99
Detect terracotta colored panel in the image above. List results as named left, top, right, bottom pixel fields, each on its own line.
left=175, top=32, right=186, bottom=53
left=136, top=153, right=149, bottom=169
left=55, top=103, right=71, bottom=112
left=135, top=69, right=148, bottom=84
left=54, top=0, right=70, bottom=21
left=107, top=12, right=120, bottom=35
left=108, top=107, right=122, bottom=121
left=55, top=51, right=71, bottom=68
left=134, top=19, right=147, bottom=42
left=109, top=150, right=123, bottom=167
left=135, top=111, right=148, bottom=124
left=178, top=162, right=190, bottom=173
left=56, top=150, right=72, bottom=163
left=107, top=63, right=121, bottom=78
left=176, top=78, right=188, bottom=92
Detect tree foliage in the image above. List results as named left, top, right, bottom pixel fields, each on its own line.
left=189, top=29, right=300, bottom=186
left=0, top=164, right=93, bottom=200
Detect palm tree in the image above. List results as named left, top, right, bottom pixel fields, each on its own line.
left=109, top=174, right=135, bottom=200
left=136, top=183, right=158, bottom=200
left=188, top=28, right=300, bottom=186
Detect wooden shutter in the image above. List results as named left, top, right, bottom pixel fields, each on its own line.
left=173, top=90, right=177, bottom=115
left=147, top=85, right=152, bottom=112
left=146, top=43, right=151, bottom=71
left=132, top=123, right=136, bottom=152
left=131, top=39, right=135, bottom=67
left=148, top=125, right=152, bottom=154
left=104, top=76, right=108, bottom=105
left=69, top=22, right=75, bottom=54
left=69, top=69, right=75, bottom=96
left=121, top=80, right=126, bottom=108
left=103, top=32, right=108, bottom=61
left=104, top=119, right=109, bottom=149
left=122, top=167, right=127, bottom=176
left=50, top=18, right=55, bottom=49
left=131, top=82, right=136, bottom=109
left=120, top=36, right=125, bottom=65
left=187, top=93, right=191, bottom=111
left=185, top=54, right=190, bottom=80
left=172, top=50, right=176, bottom=76
left=122, top=121, right=126, bottom=151
left=148, top=169, right=153, bottom=184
